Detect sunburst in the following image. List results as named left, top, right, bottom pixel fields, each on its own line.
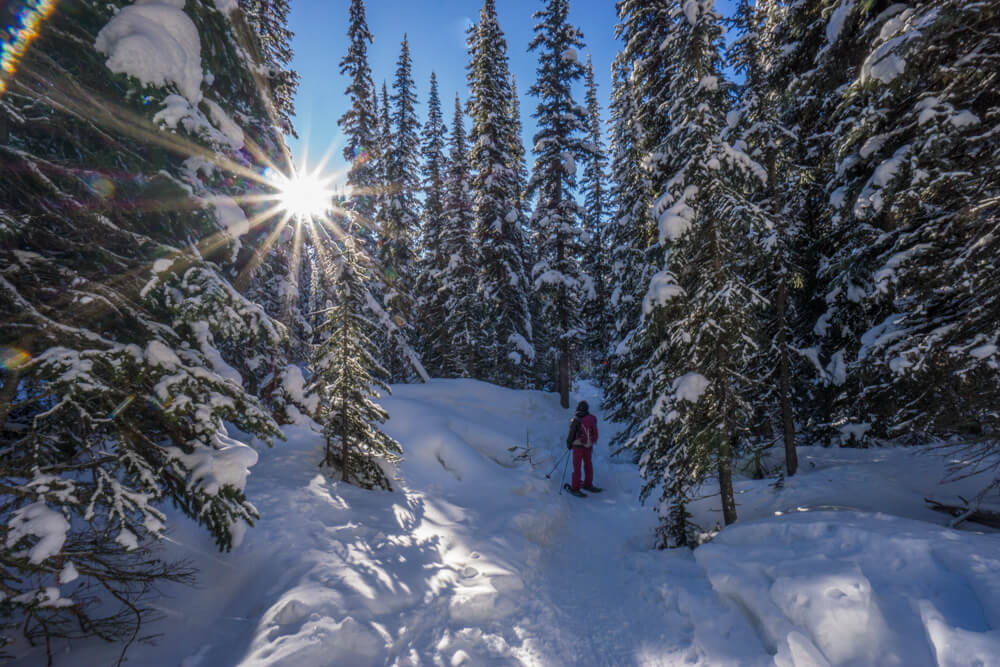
left=269, top=162, right=338, bottom=221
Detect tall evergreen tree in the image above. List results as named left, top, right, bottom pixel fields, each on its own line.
left=605, top=0, right=675, bottom=430
left=338, top=0, right=378, bottom=227
left=466, top=0, right=535, bottom=387
left=307, top=227, right=401, bottom=490
left=439, top=96, right=481, bottom=377
left=580, top=54, right=611, bottom=385
left=618, top=0, right=770, bottom=540
left=379, top=36, right=421, bottom=381
left=728, top=0, right=802, bottom=476
left=237, top=0, right=300, bottom=136
left=509, top=77, right=532, bottom=218
left=604, top=51, right=653, bottom=431
left=822, top=1, right=1000, bottom=447
left=1, top=0, right=287, bottom=654
left=761, top=0, right=869, bottom=447
left=374, top=81, right=393, bottom=252
left=413, top=73, right=450, bottom=376
left=527, top=0, right=592, bottom=409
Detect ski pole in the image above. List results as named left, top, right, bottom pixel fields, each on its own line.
left=545, top=449, right=570, bottom=479
left=557, top=449, right=571, bottom=495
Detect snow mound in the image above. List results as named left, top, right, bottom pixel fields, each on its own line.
left=696, top=511, right=1000, bottom=666
left=95, top=0, right=203, bottom=103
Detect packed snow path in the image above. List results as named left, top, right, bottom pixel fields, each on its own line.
left=20, top=379, right=1000, bottom=666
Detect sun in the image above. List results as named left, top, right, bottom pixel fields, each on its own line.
left=271, top=164, right=337, bottom=220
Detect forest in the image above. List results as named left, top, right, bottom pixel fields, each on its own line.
left=1, top=0, right=998, bottom=664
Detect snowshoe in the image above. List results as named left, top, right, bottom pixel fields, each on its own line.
left=563, top=483, right=586, bottom=497
left=582, top=485, right=603, bottom=493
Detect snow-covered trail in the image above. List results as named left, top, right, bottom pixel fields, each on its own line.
left=513, top=386, right=769, bottom=666
left=15, top=378, right=1000, bottom=666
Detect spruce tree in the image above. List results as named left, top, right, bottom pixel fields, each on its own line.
left=1, top=0, right=286, bottom=654
left=307, top=227, right=401, bottom=491
left=605, top=0, right=675, bottom=429
left=379, top=36, right=421, bottom=382
left=728, top=0, right=802, bottom=475
left=823, top=1, right=1000, bottom=446
left=508, top=77, right=535, bottom=382
left=761, top=0, right=869, bottom=447
left=413, top=73, right=450, bottom=376
left=374, top=82, right=393, bottom=253
left=604, top=52, right=650, bottom=431
left=527, top=0, right=592, bottom=409
left=338, top=0, right=378, bottom=228
left=580, top=55, right=611, bottom=385
left=466, top=0, right=535, bottom=387
left=439, top=96, right=481, bottom=377
left=237, top=0, right=299, bottom=136
left=619, top=0, right=770, bottom=533
left=509, top=77, right=532, bottom=222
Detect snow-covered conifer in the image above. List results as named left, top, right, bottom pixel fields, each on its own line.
left=438, top=96, right=481, bottom=377
left=374, top=81, right=393, bottom=253
left=379, top=36, right=421, bottom=382
left=758, top=0, right=869, bottom=447
left=466, top=0, right=535, bottom=387
left=580, top=55, right=611, bottom=385
left=619, top=0, right=770, bottom=533
left=306, top=227, right=401, bottom=490
left=822, top=1, right=1000, bottom=446
left=605, top=0, right=673, bottom=432
left=238, top=0, right=300, bottom=136
left=728, top=0, right=803, bottom=475
left=1, top=0, right=287, bottom=653
left=604, top=52, right=651, bottom=432
left=338, top=0, right=379, bottom=227
left=527, top=0, right=592, bottom=408
left=413, top=73, right=450, bottom=376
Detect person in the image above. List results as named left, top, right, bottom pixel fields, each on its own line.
left=565, top=400, right=601, bottom=496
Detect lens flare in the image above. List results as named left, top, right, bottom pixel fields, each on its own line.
left=108, top=394, right=135, bottom=420
left=148, top=394, right=172, bottom=411
left=84, top=174, right=116, bottom=199
left=1, top=347, right=31, bottom=370
left=350, top=144, right=372, bottom=165
left=1, top=0, right=57, bottom=96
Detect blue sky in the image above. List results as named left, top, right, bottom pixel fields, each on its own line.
left=287, top=0, right=738, bottom=184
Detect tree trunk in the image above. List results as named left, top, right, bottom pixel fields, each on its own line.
left=776, top=280, right=798, bottom=476
left=718, top=434, right=738, bottom=525
left=559, top=348, right=570, bottom=409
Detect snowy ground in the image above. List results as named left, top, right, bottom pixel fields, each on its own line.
left=10, top=379, right=1000, bottom=666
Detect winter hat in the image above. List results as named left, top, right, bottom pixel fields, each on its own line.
left=576, top=400, right=589, bottom=414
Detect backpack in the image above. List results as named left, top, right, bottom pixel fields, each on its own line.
left=577, top=414, right=597, bottom=447
left=567, top=414, right=598, bottom=447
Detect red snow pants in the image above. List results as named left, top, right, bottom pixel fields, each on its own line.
left=571, top=446, right=593, bottom=490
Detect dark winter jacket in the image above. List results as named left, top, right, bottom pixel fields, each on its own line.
left=566, top=407, right=598, bottom=449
